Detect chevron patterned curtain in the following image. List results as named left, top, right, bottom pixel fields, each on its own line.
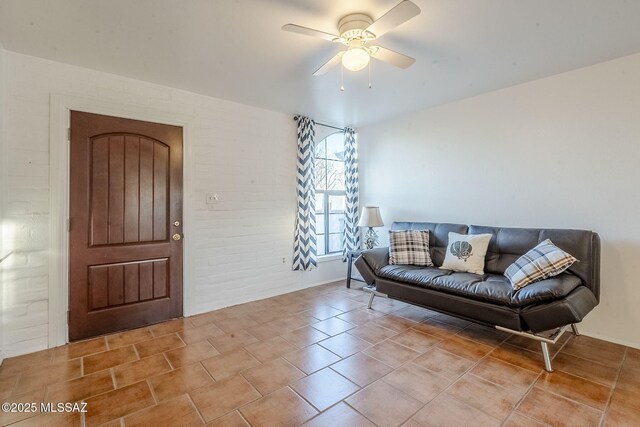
left=292, top=115, right=318, bottom=271
left=342, top=127, right=361, bottom=261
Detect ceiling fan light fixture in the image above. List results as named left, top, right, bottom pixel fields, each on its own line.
left=342, top=47, right=370, bottom=72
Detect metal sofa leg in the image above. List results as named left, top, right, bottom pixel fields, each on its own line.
left=367, top=292, right=376, bottom=309
left=571, top=324, right=581, bottom=336
left=541, top=342, right=553, bottom=372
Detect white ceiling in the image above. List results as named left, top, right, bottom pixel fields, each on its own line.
left=1, top=0, right=640, bottom=127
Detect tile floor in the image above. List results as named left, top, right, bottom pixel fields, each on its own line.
left=0, top=281, right=638, bottom=426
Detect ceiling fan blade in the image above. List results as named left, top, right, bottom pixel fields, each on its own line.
left=370, top=46, right=415, bottom=69
left=313, top=52, right=344, bottom=76
left=282, top=24, right=339, bottom=42
left=365, top=1, right=421, bottom=39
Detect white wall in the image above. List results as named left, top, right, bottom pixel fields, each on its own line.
left=359, top=53, right=640, bottom=349
left=1, top=50, right=346, bottom=358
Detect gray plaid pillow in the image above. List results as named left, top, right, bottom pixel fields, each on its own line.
left=505, top=239, right=578, bottom=291
left=389, top=230, right=433, bottom=266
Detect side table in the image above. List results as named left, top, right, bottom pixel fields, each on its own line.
left=346, top=249, right=365, bottom=288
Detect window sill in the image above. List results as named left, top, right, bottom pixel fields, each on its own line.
left=317, top=253, right=343, bottom=263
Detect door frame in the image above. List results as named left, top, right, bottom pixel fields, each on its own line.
left=49, top=94, right=195, bottom=348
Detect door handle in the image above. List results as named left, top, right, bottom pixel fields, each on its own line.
left=172, top=233, right=182, bottom=241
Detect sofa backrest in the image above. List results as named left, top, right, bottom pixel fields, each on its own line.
left=390, top=221, right=601, bottom=301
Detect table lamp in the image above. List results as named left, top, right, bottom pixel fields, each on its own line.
left=358, top=206, right=384, bottom=249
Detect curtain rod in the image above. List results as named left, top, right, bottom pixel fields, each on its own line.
left=293, top=117, right=347, bottom=132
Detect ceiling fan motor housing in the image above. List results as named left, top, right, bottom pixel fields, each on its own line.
left=338, top=13, right=374, bottom=41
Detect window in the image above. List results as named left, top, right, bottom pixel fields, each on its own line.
left=315, top=132, right=346, bottom=256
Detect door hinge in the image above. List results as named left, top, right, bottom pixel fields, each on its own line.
left=67, top=310, right=70, bottom=324
left=67, top=128, right=71, bottom=142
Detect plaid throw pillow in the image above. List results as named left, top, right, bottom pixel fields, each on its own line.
left=505, top=239, right=578, bottom=291
left=389, top=230, right=433, bottom=266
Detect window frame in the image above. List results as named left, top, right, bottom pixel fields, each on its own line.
left=314, top=131, right=346, bottom=256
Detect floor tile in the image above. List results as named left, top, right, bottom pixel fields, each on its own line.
left=239, top=386, right=318, bottom=427
left=306, top=305, right=344, bottom=320
left=244, top=336, right=298, bottom=362
left=135, top=333, right=185, bottom=358
left=346, top=380, right=423, bottom=427
left=283, top=344, right=341, bottom=374
left=561, top=335, right=626, bottom=367
left=178, top=323, right=225, bottom=344
left=106, top=327, right=153, bottom=349
left=503, top=412, right=548, bottom=427
left=83, top=345, right=139, bottom=375
left=208, top=330, right=259, bottom=354
left=124, top=394, right=204, bottom=426
left=390, top=329, right=441, bottom=353
left=280, top=326, right=330, bottom=348
left=489, top=344, right=544, bottom=373
left=311, top=317, right=356, bottom=336
left=535, top=370, right=611, bottom=410
left=435, top=334, right=494, bottom=361
left=455, top=324, right=511, bottom=347
left=412, top=318, right=466, bottom=338
left=364, top=340, right=420, bottom=368
left=0, top=388, right=45, bottom=426
left=0, top=350, right=52, bottom=378
left=213, top=316, right=260, bottom=334
left=446, top=374, right=521, bottom=421
left=241, top=357, right=305, bottom=395
left=330, top=353, right=394, bottom=387
left=431, top=313, right=472, bottom=328
left=517, top=387, right=603, bottom=427
left=206, top=410, right=250, bottom=427
left=373, top=315, right=418, bottom=333
left=411, top=394, right=501, bottom=427
left=0, top=375, right=18, bottom=399
left=84, top=381, right=155, bottom=426
left=318, top=332, right=371, bottom=358
left=14, top=359, right=82, bottom=395
left=470, top=356, right=539, bottom=393
left=336, top=308, right=385, bottom=325
left=149, top=362, right=214, bottom=402
left=165, top=341, right=220, bottom=368
left=149, top=318, right=194, bottom=338
left=411, top=347, right=475, bottom=380
left=381, top=362, right=452, bottom=404
left=45, top=370, right=114, bottom=403
left=302, top=402, right=375, bottom=427
left=50, top=337, right=108, bottom=362
left=348, top=323, right=398, bottom=344
left=553, top=352, right=619, bottom=387
left=391, top=305, right=439, bottom=323
left=112, top=353, right=171, bottom=388
left=201, top=348, right=261, bottom=381
left=190, top=375, right=261, bottom=422
left=291, top=367, right=359, bottom=411
left=605, top=388, right=640, bottom=426
left=244, top=323, right=283, bottom=341
left=9, top=410, right=82, bottom=426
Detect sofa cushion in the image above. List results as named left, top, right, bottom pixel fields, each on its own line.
left=441, top=232, right=492, bottom=275
left=389, top=230, right=433, bottom=266
left=377, top=265, right=582, bottom=308
left=505, top=239, right=577, bottom=290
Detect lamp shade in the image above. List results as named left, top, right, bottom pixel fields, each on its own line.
left=358, top=206, right=384, bottom=228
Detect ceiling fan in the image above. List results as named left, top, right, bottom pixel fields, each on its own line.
left=282, top=0, right=421, bottom=76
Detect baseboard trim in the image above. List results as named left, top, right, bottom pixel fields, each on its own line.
left=578, top=330, right=640, bottom=350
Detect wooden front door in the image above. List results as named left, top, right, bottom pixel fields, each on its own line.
left=69, top=111, right=183, bottom=341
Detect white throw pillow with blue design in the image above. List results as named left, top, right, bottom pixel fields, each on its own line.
left=440, top=232, right=493, bottom=275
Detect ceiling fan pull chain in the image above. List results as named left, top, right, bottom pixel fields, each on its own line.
left=368, top=61, right=372, bottom=89
left=340, top=65, right=345, bottom=92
